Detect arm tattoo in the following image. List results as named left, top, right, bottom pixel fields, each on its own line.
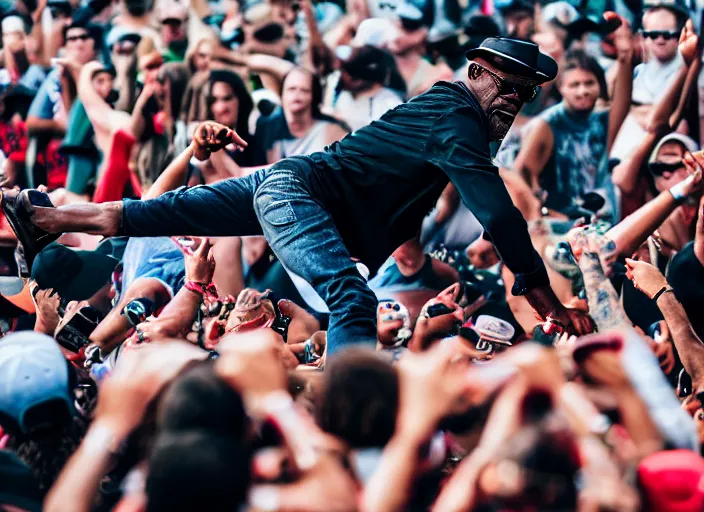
left=578, top=252, right=629, bottom=330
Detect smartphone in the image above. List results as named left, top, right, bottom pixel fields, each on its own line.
left=426, top=303, right=454, bottom=318
left=55, top=306, right=103, bottom=353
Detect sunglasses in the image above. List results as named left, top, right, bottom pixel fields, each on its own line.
left=66, top=33, right=91, bottom=42
left=641, top=30, right=679, bottom=40
left=648, top=160, right=683, bottom=177
left=472, top=63, right=540, bottom=103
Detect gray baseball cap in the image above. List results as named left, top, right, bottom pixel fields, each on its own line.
left=0, top=332, right=74, bottom=434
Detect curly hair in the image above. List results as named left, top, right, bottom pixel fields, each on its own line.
left=7, top=414, right=89, bottom=492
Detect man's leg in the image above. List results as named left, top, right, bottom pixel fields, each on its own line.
left=8, top=169, right=268, bottom=239
left=253, top=169, right=378, bottom=355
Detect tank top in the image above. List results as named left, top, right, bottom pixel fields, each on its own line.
left=539, top=102, right=618, bottom=220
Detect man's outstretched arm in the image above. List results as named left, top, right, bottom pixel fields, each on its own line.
left=430, top=109, right=592, bottom=333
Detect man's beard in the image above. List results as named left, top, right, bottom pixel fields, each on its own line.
left=488, top=110, right=515, bottom=142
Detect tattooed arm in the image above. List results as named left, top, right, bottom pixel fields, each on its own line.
left=578, top=251, right=629, bottom=330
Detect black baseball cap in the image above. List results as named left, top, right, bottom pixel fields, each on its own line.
left=31, top=242, right=118, bottom=301
left=335, top=44, right=393, bottom=84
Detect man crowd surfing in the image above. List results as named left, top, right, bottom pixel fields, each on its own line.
left=3, top=0, right=704, bottom=509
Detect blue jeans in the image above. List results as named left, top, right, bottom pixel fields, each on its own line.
left=122, top=167, right=377, bottom=354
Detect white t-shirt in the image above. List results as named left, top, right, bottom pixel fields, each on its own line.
left=334, top=88, right=404, bottom=132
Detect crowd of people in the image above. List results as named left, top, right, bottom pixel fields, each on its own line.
left=3, top=0, right=704, bottom=509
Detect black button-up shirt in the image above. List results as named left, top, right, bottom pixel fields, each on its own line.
left=291, top=80, right=549, bottom=295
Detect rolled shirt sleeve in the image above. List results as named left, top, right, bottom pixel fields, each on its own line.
left=429, top=108, right=549, bottom=295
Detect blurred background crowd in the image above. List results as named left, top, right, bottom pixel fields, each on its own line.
left=4, top=0, right=704, bottom=510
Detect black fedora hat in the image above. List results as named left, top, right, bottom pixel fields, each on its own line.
left=465, top=37, right=558, bottom=83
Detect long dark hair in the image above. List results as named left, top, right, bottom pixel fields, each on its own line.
left=158, top=62, right=190, bottom=122
left=207, top=69, right=253, bottom=141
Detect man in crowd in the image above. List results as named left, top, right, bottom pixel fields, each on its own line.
left=26, top=21, right=102, bottom=140
left=158, top=1, right=189, bottom=63
left=4, top=38, right=594, bottom=355
left=512, top=20, right=634, bottom=220
left=332, top=44, right=404, bottom=131
left=611, top=0, right=689, bottom=159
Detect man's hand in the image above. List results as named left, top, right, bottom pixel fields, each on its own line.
left=215, top=329, right=289, bottom=410
left=217, top=329, right=316, bottom=468
left=635, top=322, right=676, bottom=375
left=53, top=57, right=84, bottom=82
left=193, top=121, right=248, bottom=161
left=526, top=285, right=595, bottom=335
left=606, top=12, right=633, bottom=63
left=409, top=283, right=464, bottom=351
left=30, top=281, right=61, bottom=335
left=624, top=258, right=668, bottom=299
left=552, top=307, right=596, bottom=336
left=395, top=343, right=476, bottom=442
left=277, top=299, right=320, bottom=345
left=679, top=151, right=704, bottom=196
left=679, top=19, right=699, bottom=67
left=183, top=237, right=215, bottom=284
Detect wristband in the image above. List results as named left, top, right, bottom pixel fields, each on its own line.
left=184, top=280, right=218, bottom=300
left=652, top=286, right=674, bottom=302
left=669, top=175, right=694, bottom=202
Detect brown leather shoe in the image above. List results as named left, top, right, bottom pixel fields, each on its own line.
left=1, top=189, right=60, bottom=274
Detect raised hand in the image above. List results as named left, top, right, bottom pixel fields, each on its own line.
left=624, top=258, right=669, bottom=299
left=193, top=121, right=248, bottom=161
left=605, top=12, right=633, bottom=62
left=30, top=281, right=61, bottom=335
left=679, top=19, right=699, bottom=67
left=183, top=237, right=215, bottom=284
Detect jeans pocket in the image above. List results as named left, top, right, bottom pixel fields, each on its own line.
left=261, top=200, right=297, bottom=227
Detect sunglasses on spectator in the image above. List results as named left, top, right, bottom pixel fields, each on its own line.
left=161, top=18, right=186, bottom=27
left=471, top=63, right=539, bottom=103
left=641, top=30, right=679, bottom=40
left=66, top=33, right=91, bottom=42
left=648, top=160, right=683, bottom=177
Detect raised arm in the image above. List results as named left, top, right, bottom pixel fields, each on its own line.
left=144, top=143, right=196, bottom=199
left=433, top=111, right=592, bottom=334
left=134, top=239, right=215, bottom=341
left=606, top=13, right=634, bottom=153
left=626, top=258, right=704, bottom=385
left=608, top=154, right=703, bottom=257
left=670, top=20, right=700, bottom=128
left=69, top=60, right=131, bottom=141
left=571, top=230, right=630, bottom=330
left=245, top=53, right=296, bottom=93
